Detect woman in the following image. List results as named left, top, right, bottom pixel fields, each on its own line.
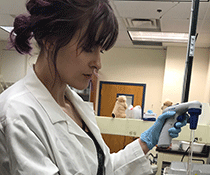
left=0, top=0, right=187, bottom=174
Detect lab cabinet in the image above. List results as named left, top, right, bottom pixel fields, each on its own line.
left=96, top=116, right=154, bottom=138
left=96, top=117, right=153, bottom=153
left=96, top=116, right=151, bottom=153
left=101, top=134, right=138, bottom=153
left=95, top=116, right=210, bottom=144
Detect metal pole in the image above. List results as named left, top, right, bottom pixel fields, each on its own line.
left=181, top=0, right=200, bottom=103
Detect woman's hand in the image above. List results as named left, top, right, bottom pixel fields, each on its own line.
left=139, top=111, right=187, bottom=152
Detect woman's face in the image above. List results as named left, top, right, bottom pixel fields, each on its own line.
left=55, top=33, right=102, bottom=90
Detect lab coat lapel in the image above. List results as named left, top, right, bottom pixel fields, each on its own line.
left=65, top=87, right=107, bottom=152
left=71, top=95, right=112, bottom=170
left=24, top=67, right=88, bottom=138
left=24, top=67, right=112, bottom=172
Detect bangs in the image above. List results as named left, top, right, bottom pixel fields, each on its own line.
left=79, top=1, right=118, bottom=52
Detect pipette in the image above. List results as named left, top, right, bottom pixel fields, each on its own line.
left=157, top=101, right=202, bottom=148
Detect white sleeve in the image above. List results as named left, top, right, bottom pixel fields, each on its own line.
left=110, top=139, right=153, bottom=175
left=0, top=123, right=10, bottom=175
left=2, top=115, right=60, bottom=175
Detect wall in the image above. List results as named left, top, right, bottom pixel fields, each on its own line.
left=96, top=46, right=210, bottom=116
left=162, top=46, right=210, bottom=104
left=0, top=41, right=39, bottom=82
left=204, top=52, right=210, bottom=104
left=0, top=41, right=27, bottom=82
left=1, top=40, right=210, bottom=116
left=97, top=47, right=167, bottom=115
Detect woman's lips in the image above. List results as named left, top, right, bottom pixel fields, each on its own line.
left=83, top=69, right=99, bottom=79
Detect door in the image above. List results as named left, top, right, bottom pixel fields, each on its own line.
left=98, top=81, right=146, bottom=117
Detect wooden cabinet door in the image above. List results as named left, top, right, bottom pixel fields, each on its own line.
left=102, top=134, right=138, bottom=153
left=98, top=81, right=146, bottom=117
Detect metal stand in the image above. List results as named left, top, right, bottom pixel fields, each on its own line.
left=181, top=0, right=200, bottom=103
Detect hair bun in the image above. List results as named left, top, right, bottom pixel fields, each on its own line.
left=10, top=14, right=33, bottom=54
left=13, top=15, right=31, bottom=35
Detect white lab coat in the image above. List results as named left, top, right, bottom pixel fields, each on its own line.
left=0, top=67, right=153, bottom=175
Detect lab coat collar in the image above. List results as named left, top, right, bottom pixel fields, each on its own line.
left=23, top=66, right=104, bottom=149
left=24, top=66, right=109, bottom=168
left=24, top=66, right=67, bottom=124
left=23, top=66, right=93, bottom=139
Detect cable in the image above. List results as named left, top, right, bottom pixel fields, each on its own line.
left=180, top=138, right=198, bottom=162
left=159, top=2, right=180, bottom=19
left=181, top=146, right=190, bottom=162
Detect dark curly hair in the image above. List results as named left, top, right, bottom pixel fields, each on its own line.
left=9, top=0, right=118, bottom=61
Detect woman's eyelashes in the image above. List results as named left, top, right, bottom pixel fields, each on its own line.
left=100, top=50, right=104, bottom=54
left=82, top=47, right=104, bottom=54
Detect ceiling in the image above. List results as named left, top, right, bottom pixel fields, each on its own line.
left=111, top=0, right=210, bottom=48
left=0, top=0, right=210, bottom=49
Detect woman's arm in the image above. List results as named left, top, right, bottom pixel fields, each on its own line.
left=1, top=114, right=59, bottom=175
left=110, top=139, right=153, bottom=175
left=139, top=138, right=149, bottom=155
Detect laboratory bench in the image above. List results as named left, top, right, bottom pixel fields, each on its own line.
left=156, top=146, right=210, bottom=175
left=95, top=116, right=210, bottom=174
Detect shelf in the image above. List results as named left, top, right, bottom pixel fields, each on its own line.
left=95, top=116, right=210, bottom=144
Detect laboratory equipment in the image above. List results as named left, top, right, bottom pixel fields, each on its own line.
left=164, top=161, right=210, bottom=175
left=143, top=110, right=156, bottom=121
left=182, top=0, right=200, bottom=103
left=157, top=101, right=202, bottom=148
left=181, top=141, right=205, bottom=153
left=156, top=146, right=210, bottom=175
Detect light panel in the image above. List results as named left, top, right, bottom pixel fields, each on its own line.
left=128, top=31, right=189, bottom=43
left=0, top=26, right=13, bottom=33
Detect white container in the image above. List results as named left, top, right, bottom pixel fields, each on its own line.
left=132, top=105, right=142, bottom=119
left=125, top=105, right=142, bottom=119
left=171, top=140, right=181, bottom=151
left=143, top=113, right=157, bottom=119
left=181, top=141, right=205, bottom=153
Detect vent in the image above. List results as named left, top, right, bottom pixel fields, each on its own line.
left=125, top=18, right=161, bottom=32
left=125, top=18, right=162, bottom=46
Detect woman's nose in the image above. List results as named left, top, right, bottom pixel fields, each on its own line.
left=95, top=56, right=102, bottom=70
left=92, top=49, right=102, bottom=70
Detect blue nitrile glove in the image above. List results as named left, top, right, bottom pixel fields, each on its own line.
left=140, top=111, right=187, bottom=150
left=168, top=115, right=188, bottom=138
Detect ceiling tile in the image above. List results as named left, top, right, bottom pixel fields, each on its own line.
left=161, top=19, right=190, bottom=32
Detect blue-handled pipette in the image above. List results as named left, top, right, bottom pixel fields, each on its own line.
left=157, top=101, right=202, bottom=148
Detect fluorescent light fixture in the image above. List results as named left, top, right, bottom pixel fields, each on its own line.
left=128, top=31, right=189, bottom=43
left=0, top=26, right=14, bottom=33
